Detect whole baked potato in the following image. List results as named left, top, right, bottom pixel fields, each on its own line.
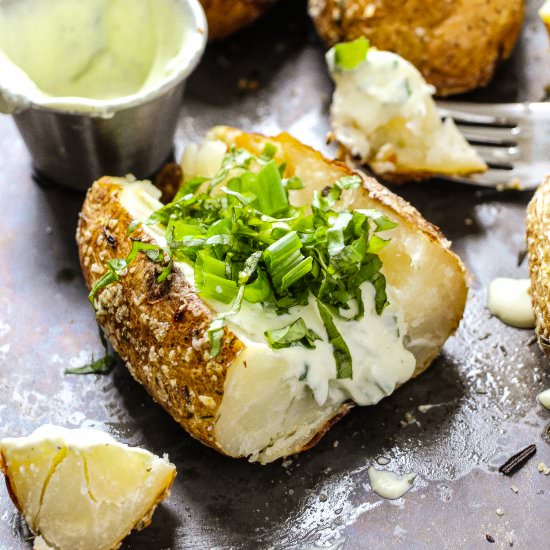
left=308, top=0, right=525, bottom=96
left=200, top=0, right=279, bottom=40
left=76, top=127, right=467, bottom=463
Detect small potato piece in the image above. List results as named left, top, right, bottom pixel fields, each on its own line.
left=200, top=0, right=279, bottom=40
left=0, top=425, right=176, bottom=550
left=309, top=0, right=525, bottom=96
left=326, top=44, right=486, bottom=180
left=527, top=175, right=550, bottom=358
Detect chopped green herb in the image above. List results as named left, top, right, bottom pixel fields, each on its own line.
left=65, top=355, right=116, bottom=375
left=90, top=143, right=398, bottom=375
left=334, top=37, right=370, bottom=71
left=265, top=318, right=321, bottom=350
left=88, top=240, right=165, bottom=306
left=317, top=300, right=353, bottom=379
left=66, top=324, right=117, bottom=375
left=299, top=363, right=310, bottom=381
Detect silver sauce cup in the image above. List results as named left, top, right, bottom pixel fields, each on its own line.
left=0, top=0, right=207, bottom=191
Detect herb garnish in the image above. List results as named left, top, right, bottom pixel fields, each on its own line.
left=333, top=37, right=370, bottom=71
left=65, top=325, right=116, bottom=375
left=89, top=143, right=397, bottom=379
left=64, top=355, right=116, bottom=375
left=265, top=318, right=321, bottom=350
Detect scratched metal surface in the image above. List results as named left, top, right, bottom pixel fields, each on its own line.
left=1, top=1, right=550, bottom=549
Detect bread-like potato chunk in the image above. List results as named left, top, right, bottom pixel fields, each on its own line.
left=200, top=0, right=279, bottom=40
left=0, top=425, right=176, bottom=550
left=527, top=175, right=550, bottom=357
left=76, top=127, right=468, bottom=463
left=308, top=0, right=525, bottom=96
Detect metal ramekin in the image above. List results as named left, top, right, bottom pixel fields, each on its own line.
left=0, top=0, right=207, bottom=190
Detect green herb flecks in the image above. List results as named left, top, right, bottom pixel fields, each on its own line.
left=265, top=318, right=321, bottom=350
left=89, top=240, right=167, bottom=306
left=90, top=142, right=398, bottom=379
left=65, top=325, right=116, bottom=375
left=65, top=355, right=116, bottom=375
left=317, top=300, right=352, bottom=379
left=334, top=37, right=370, bottom=71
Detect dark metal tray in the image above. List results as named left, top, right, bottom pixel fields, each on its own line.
left=1, top=1, right=550, bottom=548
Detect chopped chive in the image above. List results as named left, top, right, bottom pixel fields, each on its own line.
left=197, top=272, right=238, bottom=303
left=333, top=37, right=370, bottom=71
left=265, top=318, right=321, bottom=349
left=256, top=160, right=288, bottom=216
left=317, top=299, right=353, bottom=379
left=260, top=142, right=277, bottom=161
left=280, top=257, right=313, bottom=291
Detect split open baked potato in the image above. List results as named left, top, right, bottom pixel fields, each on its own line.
left=309, top=0, right=525, bottom=96
left=76, top=127, right=468, bottom=463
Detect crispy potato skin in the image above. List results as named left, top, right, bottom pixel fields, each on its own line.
left=0, top=451, right=22, bottom=515
left=77, top=128, right=466, bottom=460
left=527, top=175, right=550, bottom=358
left=308, top=0, right=524, bottom=96
left=77, top=180, right=243, bottom=453
left=200, top=0, right=279, bottom=40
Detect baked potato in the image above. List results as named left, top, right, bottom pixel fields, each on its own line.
left=309, top=0, right=525, bottom=96
left=76, top=127, right=468, bottom=464
left=0, top=425, right=175, bottom=550
left=200, top=0, right=279, bottom=40
left=527, top=175, right=550, bottom=357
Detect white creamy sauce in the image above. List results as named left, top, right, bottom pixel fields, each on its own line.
left=367, top=466, right=417, bottom=500
left=224, top=283, right=415, bottom=407
left=326, top=47, right=485, bottom=174
left=538, top=389, right=550, bottom=410
left=487, top=278, right=535, bottom=329
left=0, top=0, right=188, bottom=113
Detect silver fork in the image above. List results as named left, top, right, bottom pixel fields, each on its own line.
left=436, top=101, right=550, bottom=190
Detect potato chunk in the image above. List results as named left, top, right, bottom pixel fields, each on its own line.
left=0, top=425, right=176, bottom=550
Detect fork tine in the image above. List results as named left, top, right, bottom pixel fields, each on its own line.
left=472, top=145, right=519, bottom=166
left=437, top=101, right=522, bottom=127
left=457, top=125, right=520, bottom=145
left=438, top=108, right=519, bottom=127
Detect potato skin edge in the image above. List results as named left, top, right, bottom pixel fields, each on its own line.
left=527, top=175, right=550, bottom=359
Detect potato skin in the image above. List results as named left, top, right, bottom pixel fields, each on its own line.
left=527, top=175, right=550, bottom=358
left=200, top=0, right=279, bottom=40
left=77, top=179, right=243, bottom=453
left=308, top=0, right=524, bottom=96
left=77, top=129, right=467, bottom=461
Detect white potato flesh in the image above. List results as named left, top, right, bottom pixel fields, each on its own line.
left=0, top=425, right=176, bottom=550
